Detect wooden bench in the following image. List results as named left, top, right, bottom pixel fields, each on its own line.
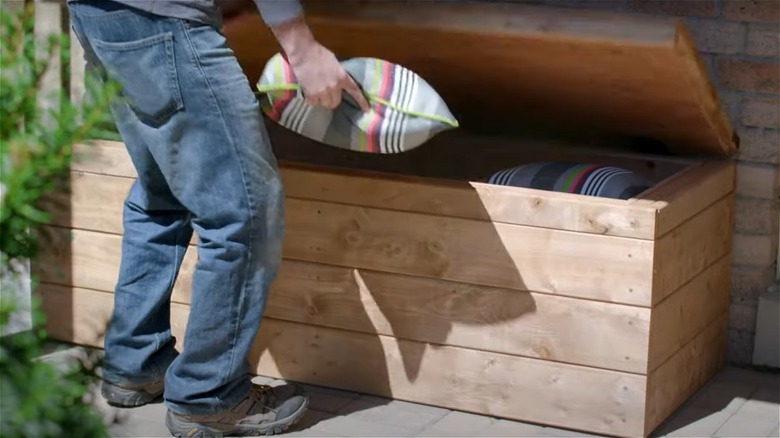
left=35, top=2, right=736, bottom=436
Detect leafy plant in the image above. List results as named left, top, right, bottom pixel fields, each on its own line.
left=0, top=301, right=110, bottom=437
left=1, top=3, right=119, bottom=262
left=1, top=3, right=121, bottom=437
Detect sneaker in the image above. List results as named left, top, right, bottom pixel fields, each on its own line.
left=165, top=383, right=309, bottom=437
left=101, top=379, right=164, bottom=407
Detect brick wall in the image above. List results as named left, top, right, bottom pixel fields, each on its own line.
left=513, top=0, right=779, bottom=365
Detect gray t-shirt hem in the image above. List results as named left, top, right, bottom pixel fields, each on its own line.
left=67, top=0, right=303, bottom=28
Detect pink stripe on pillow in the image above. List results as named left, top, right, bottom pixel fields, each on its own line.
left=366, top=60, right=393, bottom=153
left=268, top=56, right=295, bottom=120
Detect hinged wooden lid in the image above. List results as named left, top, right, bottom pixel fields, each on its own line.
left=223, top=0, right=738, bottom=157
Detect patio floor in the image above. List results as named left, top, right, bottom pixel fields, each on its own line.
left=40, top=345, right=779, bottom=438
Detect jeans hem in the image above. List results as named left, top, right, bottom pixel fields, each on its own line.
left=163, top=378, right=252, bottom=416
left=100, top=372, right=164, bottom=388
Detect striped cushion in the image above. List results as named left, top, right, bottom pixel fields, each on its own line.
left=257, top=53, right=459, bottom=154
left=486, top=162, right=654, bottom=200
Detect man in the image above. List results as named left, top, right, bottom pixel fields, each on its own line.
left=65, top=0, right=369, bottom=436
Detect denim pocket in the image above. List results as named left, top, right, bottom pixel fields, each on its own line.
left=92, top=32, right=184, bottom=126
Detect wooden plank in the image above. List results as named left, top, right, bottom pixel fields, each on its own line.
left=281, top=165, right=658, bottom=239
left=37, top=284, right=649, bottom=437
left=644, top=313, right=727, bottom=436
left=35, top=284, right=114, bottom=349
left=223, top=1, right=736, bottom=156
left=32, top=227, right=125, bottom=293
left=33, top=226, right=652, bottom=373
left=647, top=255, right=731, bottom=372
left=261, top=262, right=651, bottom=373
left=631, top=161, right=736, bottom=237
left=282, top=198, right=654, bottom=305
left=72, top=141, right=137, bottom=178
left=651, top=194, right=734, bottom=305
left=672, top=23, right=737, bottom=157
left=45, top=172, right=656, bottom=305
left=31, top=226, right=190, bottom=300
left=69, top=140, right=662, bottom=239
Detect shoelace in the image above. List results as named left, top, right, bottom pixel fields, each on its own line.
left=242, top=385, right=277, bottom=415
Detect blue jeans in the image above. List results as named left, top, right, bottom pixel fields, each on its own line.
left=67, top=0, right=285, bottom=416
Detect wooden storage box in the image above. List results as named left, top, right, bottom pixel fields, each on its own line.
left=34, top=2, right=738, bottom=437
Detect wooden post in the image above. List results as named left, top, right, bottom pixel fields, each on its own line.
left=69, top=23, right=85, bottom=105
left=33, top=0, right=66, bottom=122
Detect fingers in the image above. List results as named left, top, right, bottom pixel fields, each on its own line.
left=304, top=90, right=338, bottom=110
left=302, top=71, right=369, bottom=112
left=342, top=76, right=370, bottom=112
left=321, top=91, right=340, bottom=110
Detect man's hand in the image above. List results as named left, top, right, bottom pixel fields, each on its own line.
left=269, top=16, right=370, bottom=112
left=287, top=41, right=369, bottom=111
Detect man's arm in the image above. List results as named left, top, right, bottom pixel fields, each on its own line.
left=252, top=0, right=304, bottom=28
left=252, top=0, right=369, bottom=112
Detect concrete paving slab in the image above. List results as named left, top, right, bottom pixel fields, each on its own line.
left=714, top=412, right=779, bottom=437
left=653, top=407, right=733, bottom=437
left=540, top=425, right=604, bottom=437
left=474, top=419, right=547, bottom=437
left=687, top=379, right=758, bottom=414
left=286, top=409, right=337, bottom=435
left=417, top=429, right=476, bottom=437
left=108, top=403, right=169, bottom=437
left=417, top=410, right=495, bottom=437
left=739, top=386, right=780, bottom=421
left=311, top=413, right=421, bottom=437
left=307, top=390, right=360, bottom=415
left=337, top=396, right=449, bottom=430
left=286, top=429, right=344, bottom=437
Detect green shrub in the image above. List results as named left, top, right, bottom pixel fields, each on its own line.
left=1, top=3, right=120, bottom=437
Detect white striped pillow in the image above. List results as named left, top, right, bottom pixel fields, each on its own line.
left=256, top=53, right=459, bottom=154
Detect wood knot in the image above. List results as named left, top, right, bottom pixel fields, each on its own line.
left=582, top=216, right=609, bottom=233
left=384, top=243, right=403, bottom=256
left=427, top=240, right=444, bottom=253
left=343, top=231, right=361, bottom=246
left=534, top=343, right=554, bottom=360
